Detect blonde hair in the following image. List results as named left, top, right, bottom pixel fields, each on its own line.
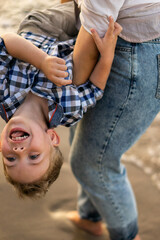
left=3, top=146, right=63, bottom=199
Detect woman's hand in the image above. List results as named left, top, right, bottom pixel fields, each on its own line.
left=90, top=16, right=122, bottom=65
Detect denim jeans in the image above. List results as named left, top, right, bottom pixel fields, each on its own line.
left=69, top=37, right=160, bottom=240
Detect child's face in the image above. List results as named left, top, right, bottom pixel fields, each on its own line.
left=0, top=116, right=59, bottom=183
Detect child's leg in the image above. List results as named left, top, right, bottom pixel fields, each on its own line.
left=72, top=26, right=99, bottom=85
left=61, top=0, right=73, bottom=3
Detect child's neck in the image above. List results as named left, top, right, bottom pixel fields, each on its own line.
left=13, top=92, right=48, bottom=127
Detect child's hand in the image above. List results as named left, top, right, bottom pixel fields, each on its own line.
left=90, top=16, right=122, bottom=65
left=40, top=55, right=72, bottom=86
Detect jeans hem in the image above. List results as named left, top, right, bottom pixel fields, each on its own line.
left=108, top=219, right=138, bottom=240
left=79, top=215, right=102, bottom=222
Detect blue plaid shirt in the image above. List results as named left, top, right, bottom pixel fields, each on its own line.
left=0, top=32, right=103, bottom=128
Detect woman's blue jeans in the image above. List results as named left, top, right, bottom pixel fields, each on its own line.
left=69, top=37, right=160, bottom=240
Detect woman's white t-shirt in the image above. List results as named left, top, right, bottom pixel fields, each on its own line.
left=76, top=0, right=160, bottom=42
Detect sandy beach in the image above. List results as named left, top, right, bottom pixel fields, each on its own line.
left=0, top=0, right=160, bottom=239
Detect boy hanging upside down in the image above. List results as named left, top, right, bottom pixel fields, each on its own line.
left=0, top=4, right=122, bottom=199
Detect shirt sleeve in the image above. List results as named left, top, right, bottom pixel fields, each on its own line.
left=80, top=0, right=125, bottom=37
left=0, top=37, right=12, bottom=67
left=0, top=37, right=13, bottom=102
left=59, top=81, right=104, bottom=127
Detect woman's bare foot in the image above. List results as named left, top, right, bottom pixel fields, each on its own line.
left=67, top=211, right=141, bottom=240
left=134, top=235, right=141, bottom=240
left=67, top=211, right=103, bottom=236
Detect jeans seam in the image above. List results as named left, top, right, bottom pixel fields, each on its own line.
left=97, top=45, right=137, bottom=225
left=156, top=54, right=160, bottom=99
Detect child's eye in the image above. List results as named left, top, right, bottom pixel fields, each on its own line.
left=29, top=154, right=40, bottom=160
left=6, top=157, right=16, bottom=162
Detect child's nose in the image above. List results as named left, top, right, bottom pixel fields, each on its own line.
left=13, top=146, right=25, bottom=151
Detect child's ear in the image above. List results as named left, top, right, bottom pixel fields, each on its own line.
left=47, top=129, right=60, bottom=146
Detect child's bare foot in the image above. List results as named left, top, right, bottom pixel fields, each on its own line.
left=67, top=211, right=103, bottom=236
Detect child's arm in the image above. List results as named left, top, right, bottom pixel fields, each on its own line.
left=89, top=17, right=122, bottom=90
left=1, top=33, right=71, bottom=86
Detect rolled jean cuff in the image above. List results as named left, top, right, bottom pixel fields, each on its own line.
left=108, top=219, right=138, bottom=240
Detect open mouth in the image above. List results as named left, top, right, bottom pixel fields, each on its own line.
left=10, top=129, right=30, bottom=141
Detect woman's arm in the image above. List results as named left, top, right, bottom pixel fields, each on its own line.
left=89, top=17, right=122, bottom=90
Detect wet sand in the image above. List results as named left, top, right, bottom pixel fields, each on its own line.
left=0, top=0, right=160, bottom=239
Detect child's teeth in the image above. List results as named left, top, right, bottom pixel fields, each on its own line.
left=13, top=135, right=28, bottom=140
